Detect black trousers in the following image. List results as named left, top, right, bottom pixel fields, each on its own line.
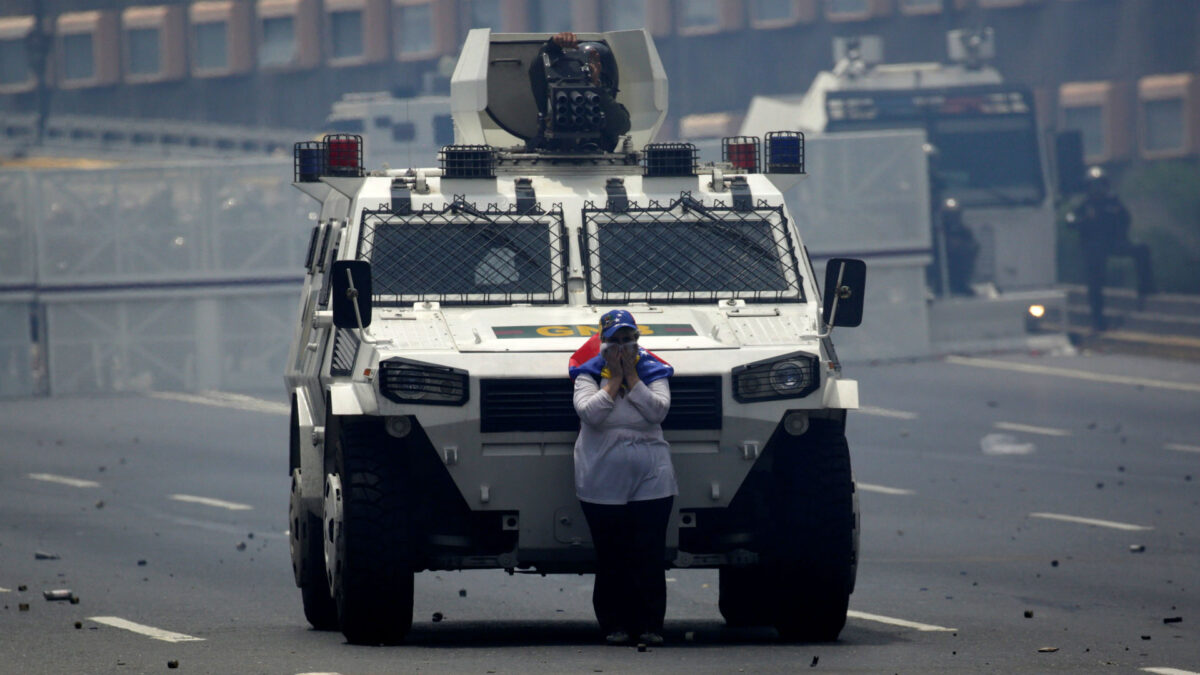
left=1084, top=241, right=1155, bottom=330
left=580, top=496, right=673, bottom=636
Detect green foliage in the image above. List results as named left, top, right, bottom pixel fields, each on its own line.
left=1116, top=160, right=1200, bottom=293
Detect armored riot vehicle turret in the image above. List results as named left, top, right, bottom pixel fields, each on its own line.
left=285, top=28, right=865, bottom=645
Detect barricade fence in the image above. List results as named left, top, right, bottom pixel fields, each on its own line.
left=0, top=159, right=312, bottom=396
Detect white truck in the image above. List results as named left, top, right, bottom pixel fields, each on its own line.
left=285, top=28, right=865, bottom=645
left=743, top=32, right=1059, bottom=293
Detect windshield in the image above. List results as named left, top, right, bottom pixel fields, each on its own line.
left=582, top=200, right=804, bottom=303
left=358, top=205, right=567, bottom=305
left=931, top=116, right=1045, bottom=207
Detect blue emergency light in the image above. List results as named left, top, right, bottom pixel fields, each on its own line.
left=765, top=131, right=805, bottom=174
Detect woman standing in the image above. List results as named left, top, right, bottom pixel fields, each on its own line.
left=569, top=309, right=676, bottom=645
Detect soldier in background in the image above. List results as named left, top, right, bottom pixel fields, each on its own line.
left=1067, top=166, right=1155, bottom=331
left=929, top=197, right=979, bottom=297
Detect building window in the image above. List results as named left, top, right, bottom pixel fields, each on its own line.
left=679, top=0, right=720, bottom=30
left=126, top=27, right=161, bottom=76
left=752, top=0, right=795, bottom=22
left=330, top=10, right=363, bottom=58
left=396, top=3, right=433, bottom=55
left=529, top=0, right=572, bottom=32
left=469, top=0, right=503, bottom=30
left=62, top=32, right=96, bottom=81
left=433, top=113, right=454, bottom=146
left=0, top=37, right=31, bottom=86
left=194, top=21, right=229, bottom=69
left=259, top=15, right=295, bottom=65
left=1143, top=98, right=1185, bottom=154
left=899, top=0, right=942, bottom=13
left=1062, top=105, right=1104, bottom=160
left=828, top=0, right=870, bottom=15
left=603, top=0, right=646, bottom=30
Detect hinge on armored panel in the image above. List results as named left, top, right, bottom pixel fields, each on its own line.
left=514, top=177, right=538, bottom=214
left=605, top=178, right=628, bottom=212
left=390, top=179, right=412, bottom=214
left=730, top=176, right=753, bottom=212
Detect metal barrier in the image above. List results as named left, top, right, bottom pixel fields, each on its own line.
left=0, top=158, right=312, bottom=396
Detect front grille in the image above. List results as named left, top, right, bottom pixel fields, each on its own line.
left=480, top=375, right=722, bottom=433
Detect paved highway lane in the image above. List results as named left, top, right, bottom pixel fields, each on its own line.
left=1, top=351, right=1197, bottom=673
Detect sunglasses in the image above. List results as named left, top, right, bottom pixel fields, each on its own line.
left=608, top=333, right=639, bottom=344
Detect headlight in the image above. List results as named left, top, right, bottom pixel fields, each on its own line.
left=732, top=352, right=819, bottom=403
left=379, top=358, right=469, bottom=406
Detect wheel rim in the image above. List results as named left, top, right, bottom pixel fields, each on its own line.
left=322, top=473, right=343, bottom=597
left=289, top=470, right=303, bottom=584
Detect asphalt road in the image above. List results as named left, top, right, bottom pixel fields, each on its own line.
left=1, top=351, right=1197, bottom=674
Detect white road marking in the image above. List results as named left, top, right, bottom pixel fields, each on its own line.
left=858, top=405, right=919, bottom=420
left=88, top=616, right=205, bottom=643
left=857, top=483, right=915, bottom=496
left=169, top=494, right=253, bottom=511
left=846, top=610, right=956, bottom=632
left=1029, top=512, right=1153, bottom=531
left=994, top=421, right=1071, bottom=437
left=1142, top=669, right=1200, bottom=675
left=28, top=473, right=100, bottom=488
left=148, top=390, right=288, bottom=416
left=946, top=355, right=1200, bottom=394
left=1165, top=443, right=1200, bottom=454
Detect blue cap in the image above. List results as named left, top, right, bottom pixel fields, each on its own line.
left=599, top=309, right=637, bottom=339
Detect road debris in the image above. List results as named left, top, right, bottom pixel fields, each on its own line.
left=235, top=542, right=247, bottom=552
left=637, top=643, right=647, bottom=652
left=1051, top=560, right=1059, bottom=567
left=432, top=612, right=444, bottom=622
left=74, top=621, right=82, bottom=629
left=1129, top=544, right=1146, bottom=553
left=459, top=589, right=467, bottom=597
left=18, top=585, right=27, bottom=592
left=95, top=500, right=105, bottom=509
left=34, top=551, right=60, bottom=560
left=1024, top=610, right=1034, bottom=618
left=43, top=590, right=73, bottom=602
left=138, top=560, right=147, bottom=566
left=1037, top=647, right=1058, bottom=653
left=1141, top=635, right=1151, bottom=640
left=980, top=433, right=1035, bottom=456
left=168, top=660, right=179, bottom=669
left=19, top=603, right=29, bottom=611
left=1163, top=617, right=1182, bottom=624
left=810, top=656, right=819, bottom=667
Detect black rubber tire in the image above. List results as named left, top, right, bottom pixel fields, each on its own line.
left=296, top=507, right=339, bottom=630
left=332, top=417, right=415, bottom=645
left=718, top=565, right=771, bottom=626
left=767, top=419, right=856, bottom=642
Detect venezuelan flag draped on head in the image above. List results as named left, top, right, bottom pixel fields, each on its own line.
left=568, top=310, right=673, bottom=384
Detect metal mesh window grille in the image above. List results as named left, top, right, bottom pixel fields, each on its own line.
left=357, top=200, right=568, bottom=306
left=581, top=194, right=805, bottom=304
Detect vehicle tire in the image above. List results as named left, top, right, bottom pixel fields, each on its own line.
left=291, top=469, right=340, bottom=630
left=718, top=565, right=772, bottom=626
left=326, top=416, right=414, bottom=645
left=767, top=418, right=857, bottom=642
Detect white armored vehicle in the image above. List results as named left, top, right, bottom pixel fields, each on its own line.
left=286, top=28, right=866, bottom=645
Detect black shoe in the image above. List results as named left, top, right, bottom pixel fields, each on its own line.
left=605, top=630, right=631, bottom=645
left=638, top=632, right=664, bottom=645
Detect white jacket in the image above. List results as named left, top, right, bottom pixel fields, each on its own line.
left=572, top=375, right=678, bottom=505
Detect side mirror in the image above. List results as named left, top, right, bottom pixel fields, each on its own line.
left=331, top=260, right=372, bottom=330
left=822, top=258, right=866, bottom=328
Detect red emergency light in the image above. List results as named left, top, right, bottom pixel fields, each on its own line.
left=325, top=134, right=363, bottom=177
left=722, top=136, right=760, bottom=172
